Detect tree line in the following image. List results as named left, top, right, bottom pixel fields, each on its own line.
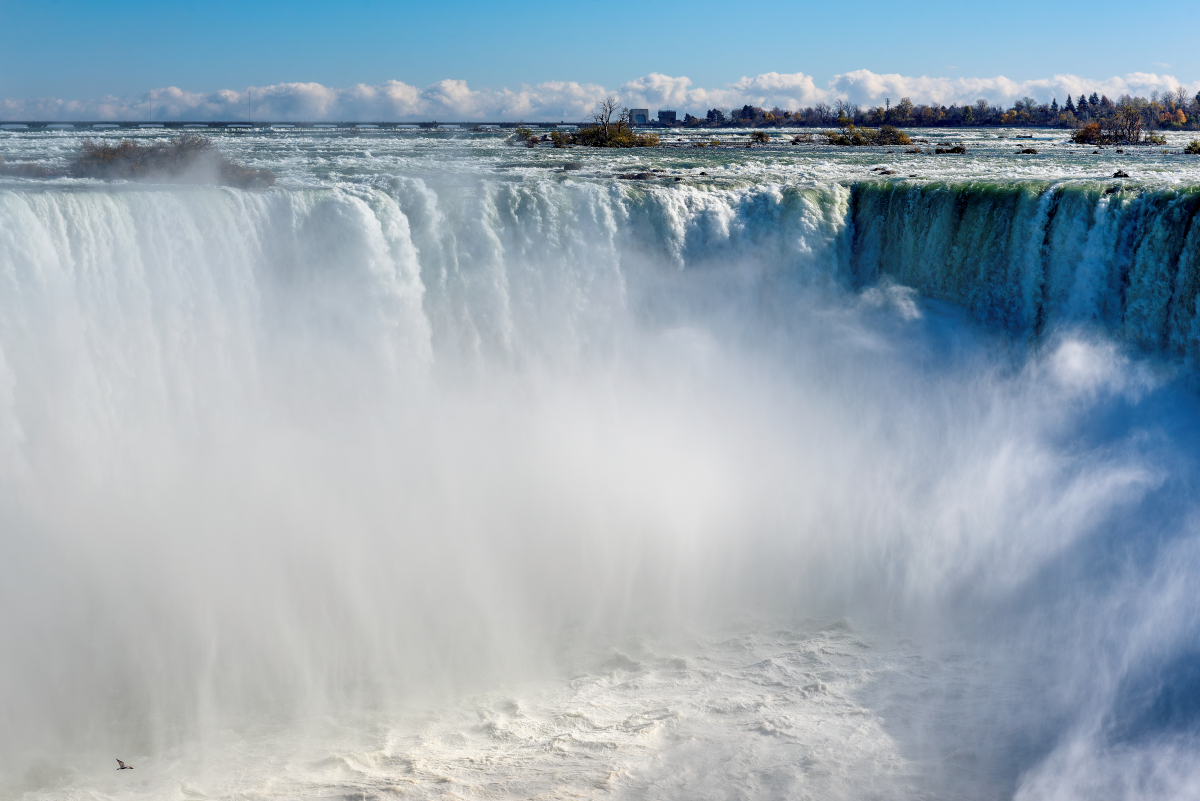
left=679, top=88, right=1200, bottom=132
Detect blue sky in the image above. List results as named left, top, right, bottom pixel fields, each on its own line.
left=1, top=0, right=1198, bottom=118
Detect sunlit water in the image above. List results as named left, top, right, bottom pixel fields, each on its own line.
left=2, top=127, right=1200, bottom=801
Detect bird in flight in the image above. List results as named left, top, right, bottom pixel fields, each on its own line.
left=116, top=759, right=133, bottom=770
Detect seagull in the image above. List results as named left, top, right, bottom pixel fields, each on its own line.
left=116, top=759, right=133, bottom=770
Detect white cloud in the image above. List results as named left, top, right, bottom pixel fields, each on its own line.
left=829, top=71, right=1199, bottom=107
left=2, top=70, right=1197, bottom=121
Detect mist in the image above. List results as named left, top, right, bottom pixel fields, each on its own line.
left=1, top=172, right=1198, bottom=799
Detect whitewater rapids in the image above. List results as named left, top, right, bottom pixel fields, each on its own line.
left=1, top=127, right=1199, bottom=800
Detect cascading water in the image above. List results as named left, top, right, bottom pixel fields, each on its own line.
left=1, top=129, right=1200, bottom=800
left=849, top=182, right=1200, bottom=355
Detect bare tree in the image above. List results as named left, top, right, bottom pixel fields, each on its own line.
left=1172, top=86, right=1190, bottom=107
left=592, top=96, right=620, bottom=137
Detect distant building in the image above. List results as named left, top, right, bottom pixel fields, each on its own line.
left=657, top=110, right=677, bottom=124
left=629, top=109, right=650, bottom=125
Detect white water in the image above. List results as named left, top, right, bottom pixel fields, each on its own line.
left=2, top=130, right=1200, bottom=800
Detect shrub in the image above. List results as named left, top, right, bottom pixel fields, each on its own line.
left=824, top=125, right=870, bottom=146
left=73, top=135, right=274, bottom=188
left=874, top=125, right=912, bottom=145
left=0, top=161, right=55, bottom=177
left=512, top=127, right=534, bottom=143
left=1185, top=140, right=1200, bottom=154
left=572, top=125, right=659, bottom=148
left=935, top=145, right=967, bottom=154
left=823, top=124, right=910, bottom=147
left=1071, top=123, right=1103, bottom=145
left=550, top=130, right=570, bottom=148
left=749, top=130, right=770, bottom=144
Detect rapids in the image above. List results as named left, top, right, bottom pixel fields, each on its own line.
left=1, top=127, right=1199, bottom=800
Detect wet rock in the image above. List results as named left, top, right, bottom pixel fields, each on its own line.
left=1113, top=170, right=1130, bottom=178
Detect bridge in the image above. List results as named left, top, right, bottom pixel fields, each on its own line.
left=0, top=121, right=612, bottom=130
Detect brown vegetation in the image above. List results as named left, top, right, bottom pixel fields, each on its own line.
left=1071, top=123, right=1103, bottom=145
left=566, top=98, right=660, bottom=148
left=1186, top=140, right=1200, bottom=154
left=73, top=135, right=275, bottom=188
left=1070, top=107, right=1156, bottom=146
left=0, top=161, right=56, bottom=177
left=823, top=124, right=911, bottom=147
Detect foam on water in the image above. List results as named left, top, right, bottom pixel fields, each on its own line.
left=2, top=128, right=1200, bottom=800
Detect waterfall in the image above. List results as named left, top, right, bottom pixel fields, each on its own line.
left=1, top=174, right=1199, bottom=799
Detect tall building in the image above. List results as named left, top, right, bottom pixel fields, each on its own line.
left=657, top=110, right=677, bottom=124
left=628, top=109, right=650, bottom=125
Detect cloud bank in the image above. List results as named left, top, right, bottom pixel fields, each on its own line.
left=3, top=71, right=1198, bottom=121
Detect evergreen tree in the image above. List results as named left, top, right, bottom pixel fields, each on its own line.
left=1051, top=98, right=1059, bottom=114
left=1089, top=92, right=1100, bottom=106
left=1065, top=96, right=1076, bottom=113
